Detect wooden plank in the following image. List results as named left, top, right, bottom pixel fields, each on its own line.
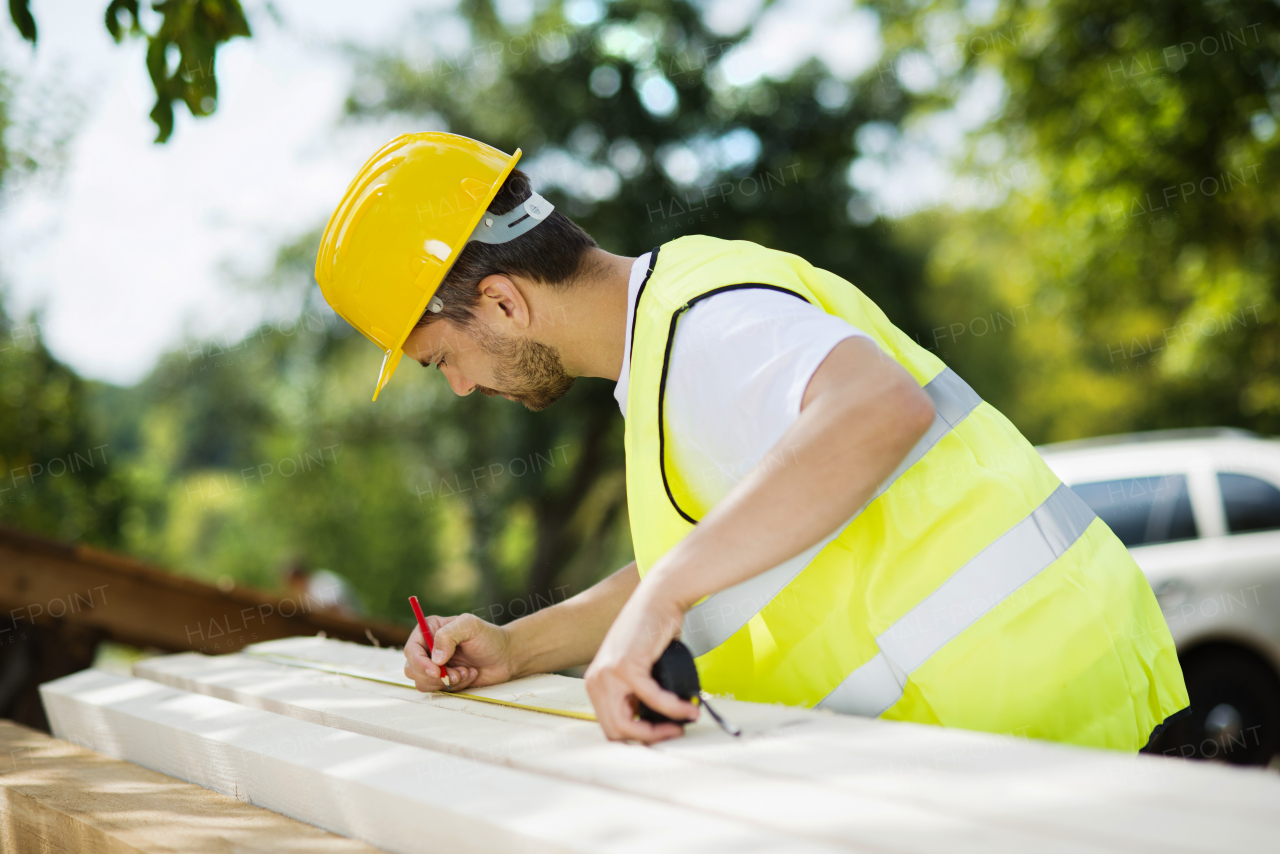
left=0, top=524, right=408, bottom=654
left=134, top=647, right=1260, bottom=854
left=0, top=718, right=385, bottom=853
left=231, top=637, right=1280, bottom=836
left=660, top=707, right=1280, bottom=853
left=248, top=636, right=597, bottom=719
left=41, top=669, right=848, bottom=854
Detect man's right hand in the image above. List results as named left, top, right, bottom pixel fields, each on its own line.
left=403, top=564, right=641, bottom=696
left=403, top=613, right=518, bottom=693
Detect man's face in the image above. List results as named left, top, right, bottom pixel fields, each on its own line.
left=403, top=318, right=574, bottom=411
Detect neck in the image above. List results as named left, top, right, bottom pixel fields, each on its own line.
left=535, top=247, right=636, bottom=381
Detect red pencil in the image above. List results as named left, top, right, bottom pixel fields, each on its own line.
left=408, top=595, right=449, bottom=686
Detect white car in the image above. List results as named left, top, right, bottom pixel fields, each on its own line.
left=1038, top=428, right=1280, bottom=766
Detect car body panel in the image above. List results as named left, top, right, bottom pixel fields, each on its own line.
left=1038, top=431, right=1280, bottom=676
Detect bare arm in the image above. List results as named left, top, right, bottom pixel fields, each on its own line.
left=509, top=562, right=639, bottom=677
left=585, top=336, right=937, bottom=741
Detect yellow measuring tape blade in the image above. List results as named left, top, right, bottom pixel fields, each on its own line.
left=433, top=690, right=597, bottom=722
left=245, top=641, right=598, bottom=722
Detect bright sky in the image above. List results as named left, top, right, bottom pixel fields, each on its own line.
left=0, top=0, right=961, bottom=386
left=0, top=0, right=426, bottom=384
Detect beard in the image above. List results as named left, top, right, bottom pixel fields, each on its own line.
left=472, top=327, right=575, bottom=412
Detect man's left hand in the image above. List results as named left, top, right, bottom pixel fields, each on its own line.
left=583, top=583, right=699, bottom=743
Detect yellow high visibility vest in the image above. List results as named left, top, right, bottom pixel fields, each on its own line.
left=624, top=236, right=1188, bottom=751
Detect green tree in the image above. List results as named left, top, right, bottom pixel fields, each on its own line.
left=885, top=0, right=1280, bottom=441
left=91, top=231, right=634, bottom=622
left=18, top=0, right=1276, bottom=629
left=0, top=70, right=127, bottom=545
left=7, top=0, right=250, bottom=141
left=87, top=236, right=440, bottom=619
left=0, top=305, right=127, bottom=545
left=342, top=0, right=938, bottom=609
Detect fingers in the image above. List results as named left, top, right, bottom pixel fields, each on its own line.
left=430, top=613, right=481, bottom=669
left=400, top=659, right=479, bottom=694
left=404, top=623, right=454, bottom=690
left=442, top=665, right=480, bottom=692
left=614, top=717, right=686, bottom=744
left=631, top=675, right=699, bottom=724
left=585, top=666, right=695, bottom=744
left=404, top=611, right=499, bottom=694
left=403, top=659, right=448, bottom=693
left=403, top=626, right=436, bottom=690
left=426, top=614, right=455, bottom=637
left=405, top=626, right=432, bottom=669
left=589, top=677, right=685, bottom=744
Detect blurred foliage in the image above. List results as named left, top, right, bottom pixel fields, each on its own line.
left=0, top=307, right=128, bottom=544
left=333, top=0, right=941, bottom=617
left=1, top=0, right=1278, bottom=623
left=355, top=0, right=930, bottom=326
left=85, top=229, right=637, bottom=622
left=7, top=0, right=249, bottom=142
left=6, top=0, right=35, bottom=43
left=81, top=237, right=446, bottom=618
left=885, top=0, right=1280, bottom=440
left=0, top=70, right=9, bottom=179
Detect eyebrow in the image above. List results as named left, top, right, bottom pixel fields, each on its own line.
left=417, top=341, right=449, bottom=368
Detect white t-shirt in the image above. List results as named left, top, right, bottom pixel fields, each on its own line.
left=615, top=252, right=867, bottom=516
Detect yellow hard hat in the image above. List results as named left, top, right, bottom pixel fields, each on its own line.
left=315, top=132, right=551, bottom=401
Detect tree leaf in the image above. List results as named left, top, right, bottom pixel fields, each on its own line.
left=9, top=0, right=36, bottom=43
left=104, top=0, right=141, bottom=43
left=144, top=0, right=252, bottom=142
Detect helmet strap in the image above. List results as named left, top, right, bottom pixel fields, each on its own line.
left=431, top=192, right=555, bottom=314
left=466, top=192, right=554, bottom=246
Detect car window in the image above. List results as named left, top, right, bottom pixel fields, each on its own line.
left=1218, top=472, right=1280, bottom=534
left=1070, top=475, right=1198, bottom=547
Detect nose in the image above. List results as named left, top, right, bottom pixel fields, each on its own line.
left=443, top=365, right=476, bottom=396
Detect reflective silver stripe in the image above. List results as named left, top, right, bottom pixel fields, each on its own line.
left=680, top=368, right=982, bottom=658
left=682, top=517, right=850, bottom=657
left=869, top=367, right=983, bottom=504
left=818, top=483, right=1097, bottom=717
left=820, top=652, right=901, bottom=717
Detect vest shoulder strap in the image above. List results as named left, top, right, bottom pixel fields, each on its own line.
left=640, top=236, right=946, bottom=387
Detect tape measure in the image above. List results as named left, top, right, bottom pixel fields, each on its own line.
left=248, top=637, right=738, bottom=733
left=638, top=640, right=741, bottom=737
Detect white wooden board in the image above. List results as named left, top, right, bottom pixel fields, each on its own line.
left=137, top=647, right=1280, bottom=853
left=40, top=669, right=849, bottom=854
left=246, top=636, right=597, bottom=720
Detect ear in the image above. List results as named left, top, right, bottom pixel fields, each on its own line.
left=475, top=274, right=531, bottom=331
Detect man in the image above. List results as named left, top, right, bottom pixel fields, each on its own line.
left=315, top=132, right=1188, bottom=747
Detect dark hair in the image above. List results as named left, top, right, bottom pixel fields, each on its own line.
left=416, top=169, right=597, bottom=329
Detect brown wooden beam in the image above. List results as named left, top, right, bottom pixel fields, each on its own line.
left=0, top=719, right=386, bottom=853
left=0, top=525, right=409, bottom=655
